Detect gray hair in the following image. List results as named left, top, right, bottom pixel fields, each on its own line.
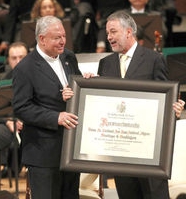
left=35, top=16, right=62, bottom=42
left=107, top=10, right=137, bottom=37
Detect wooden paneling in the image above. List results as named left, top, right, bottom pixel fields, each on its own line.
left=175, top=0, right=186, bottom=14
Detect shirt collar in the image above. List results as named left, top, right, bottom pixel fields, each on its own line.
left=119, top=41, right=138, bottom=58
left=36, top=45, right=59, bottom=62
left=131, top=6, right=145, bottom=14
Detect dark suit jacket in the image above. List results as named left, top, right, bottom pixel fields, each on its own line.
left=12, top=48, right=81, bottom=167
left=98, top=44, right=168, bottom=81
left=98, top=44, right=169, bottom=198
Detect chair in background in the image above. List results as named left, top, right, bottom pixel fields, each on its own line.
left=131, top=14, right=163, bottom=50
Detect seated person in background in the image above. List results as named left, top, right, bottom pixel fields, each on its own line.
left=119, top=0, right=167, bottom=49
left=30, top=0, right=65, bottom=21
left=0, top=41, right=28, bottom=177
left=124, top=0, right=158, bottom=14
left=124, top=0, right=167, bottom=47
left=1, top=41, right=28, bottom=79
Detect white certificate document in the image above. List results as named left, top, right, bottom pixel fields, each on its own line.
left=80, top=95, right=159, bottom=159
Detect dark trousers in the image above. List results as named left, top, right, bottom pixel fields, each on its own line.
left=28, top=166, right=80, bottom=199
left=114, top=176, right=170, bottom=199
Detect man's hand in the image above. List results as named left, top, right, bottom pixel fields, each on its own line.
left=173, top=99, right=185, bottom=118
left=62, top=86, right=74, bottom=102
left=58, top=112, right=78, bottom=129
left=83, top=73, right=98, bottom=78
left=6, top=119, right=23, bottom=133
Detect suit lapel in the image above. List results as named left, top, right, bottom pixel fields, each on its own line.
left=59, top=52, right=70, bottom=82
left=33, top=50, right=63, bottom=87
left=125, top=45, right=145, bottom=78
left=111, top=53, right=121, bottom=77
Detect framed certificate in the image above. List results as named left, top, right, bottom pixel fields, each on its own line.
left=60, top=75, right=179, bottom=179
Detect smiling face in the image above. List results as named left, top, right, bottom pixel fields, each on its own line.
left=106, top=19, right=135, bottom=54
left=39, top=21, right=66, bottom=58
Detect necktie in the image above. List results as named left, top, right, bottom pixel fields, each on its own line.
left=120, top=54, right=128, bottom=78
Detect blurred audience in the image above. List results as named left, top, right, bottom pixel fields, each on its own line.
left=125, top=0, right=158, bottom=13
left=0, top=0, right=183, bottom=55
left=149, top=0, right=182, bottom=47
left=0, top=0, right=9, bottom=44
left=70, top=0, right=98, bottom=53
left=30, top=0, right=65, bottom=21
left=57, top=0, right=71, bottom=10
left=0, top=41, right=28, bottom=178
left=1, top=41, right=28, bottom=79
left=0, top=0, right=35, bottom=55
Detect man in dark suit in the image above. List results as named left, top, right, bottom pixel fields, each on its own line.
left=97, top=10, right=184, bottom=199
left=12, top=16, right=81, bottom=199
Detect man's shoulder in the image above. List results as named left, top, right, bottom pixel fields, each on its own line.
left=135, top=44, right=163, bottom=57
left=100, top=52, right=117, bottom=61
left=64, top=48, right=75, bottom=56
left=59, top=48, right=76, bottom=60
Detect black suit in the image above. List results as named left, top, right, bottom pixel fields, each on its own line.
left=12, top=48, right=82, bottom=199
left=98, top=44, right=169, bottom=199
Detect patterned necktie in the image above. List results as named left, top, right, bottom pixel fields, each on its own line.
left=120, top=54, right=128, bottom=78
